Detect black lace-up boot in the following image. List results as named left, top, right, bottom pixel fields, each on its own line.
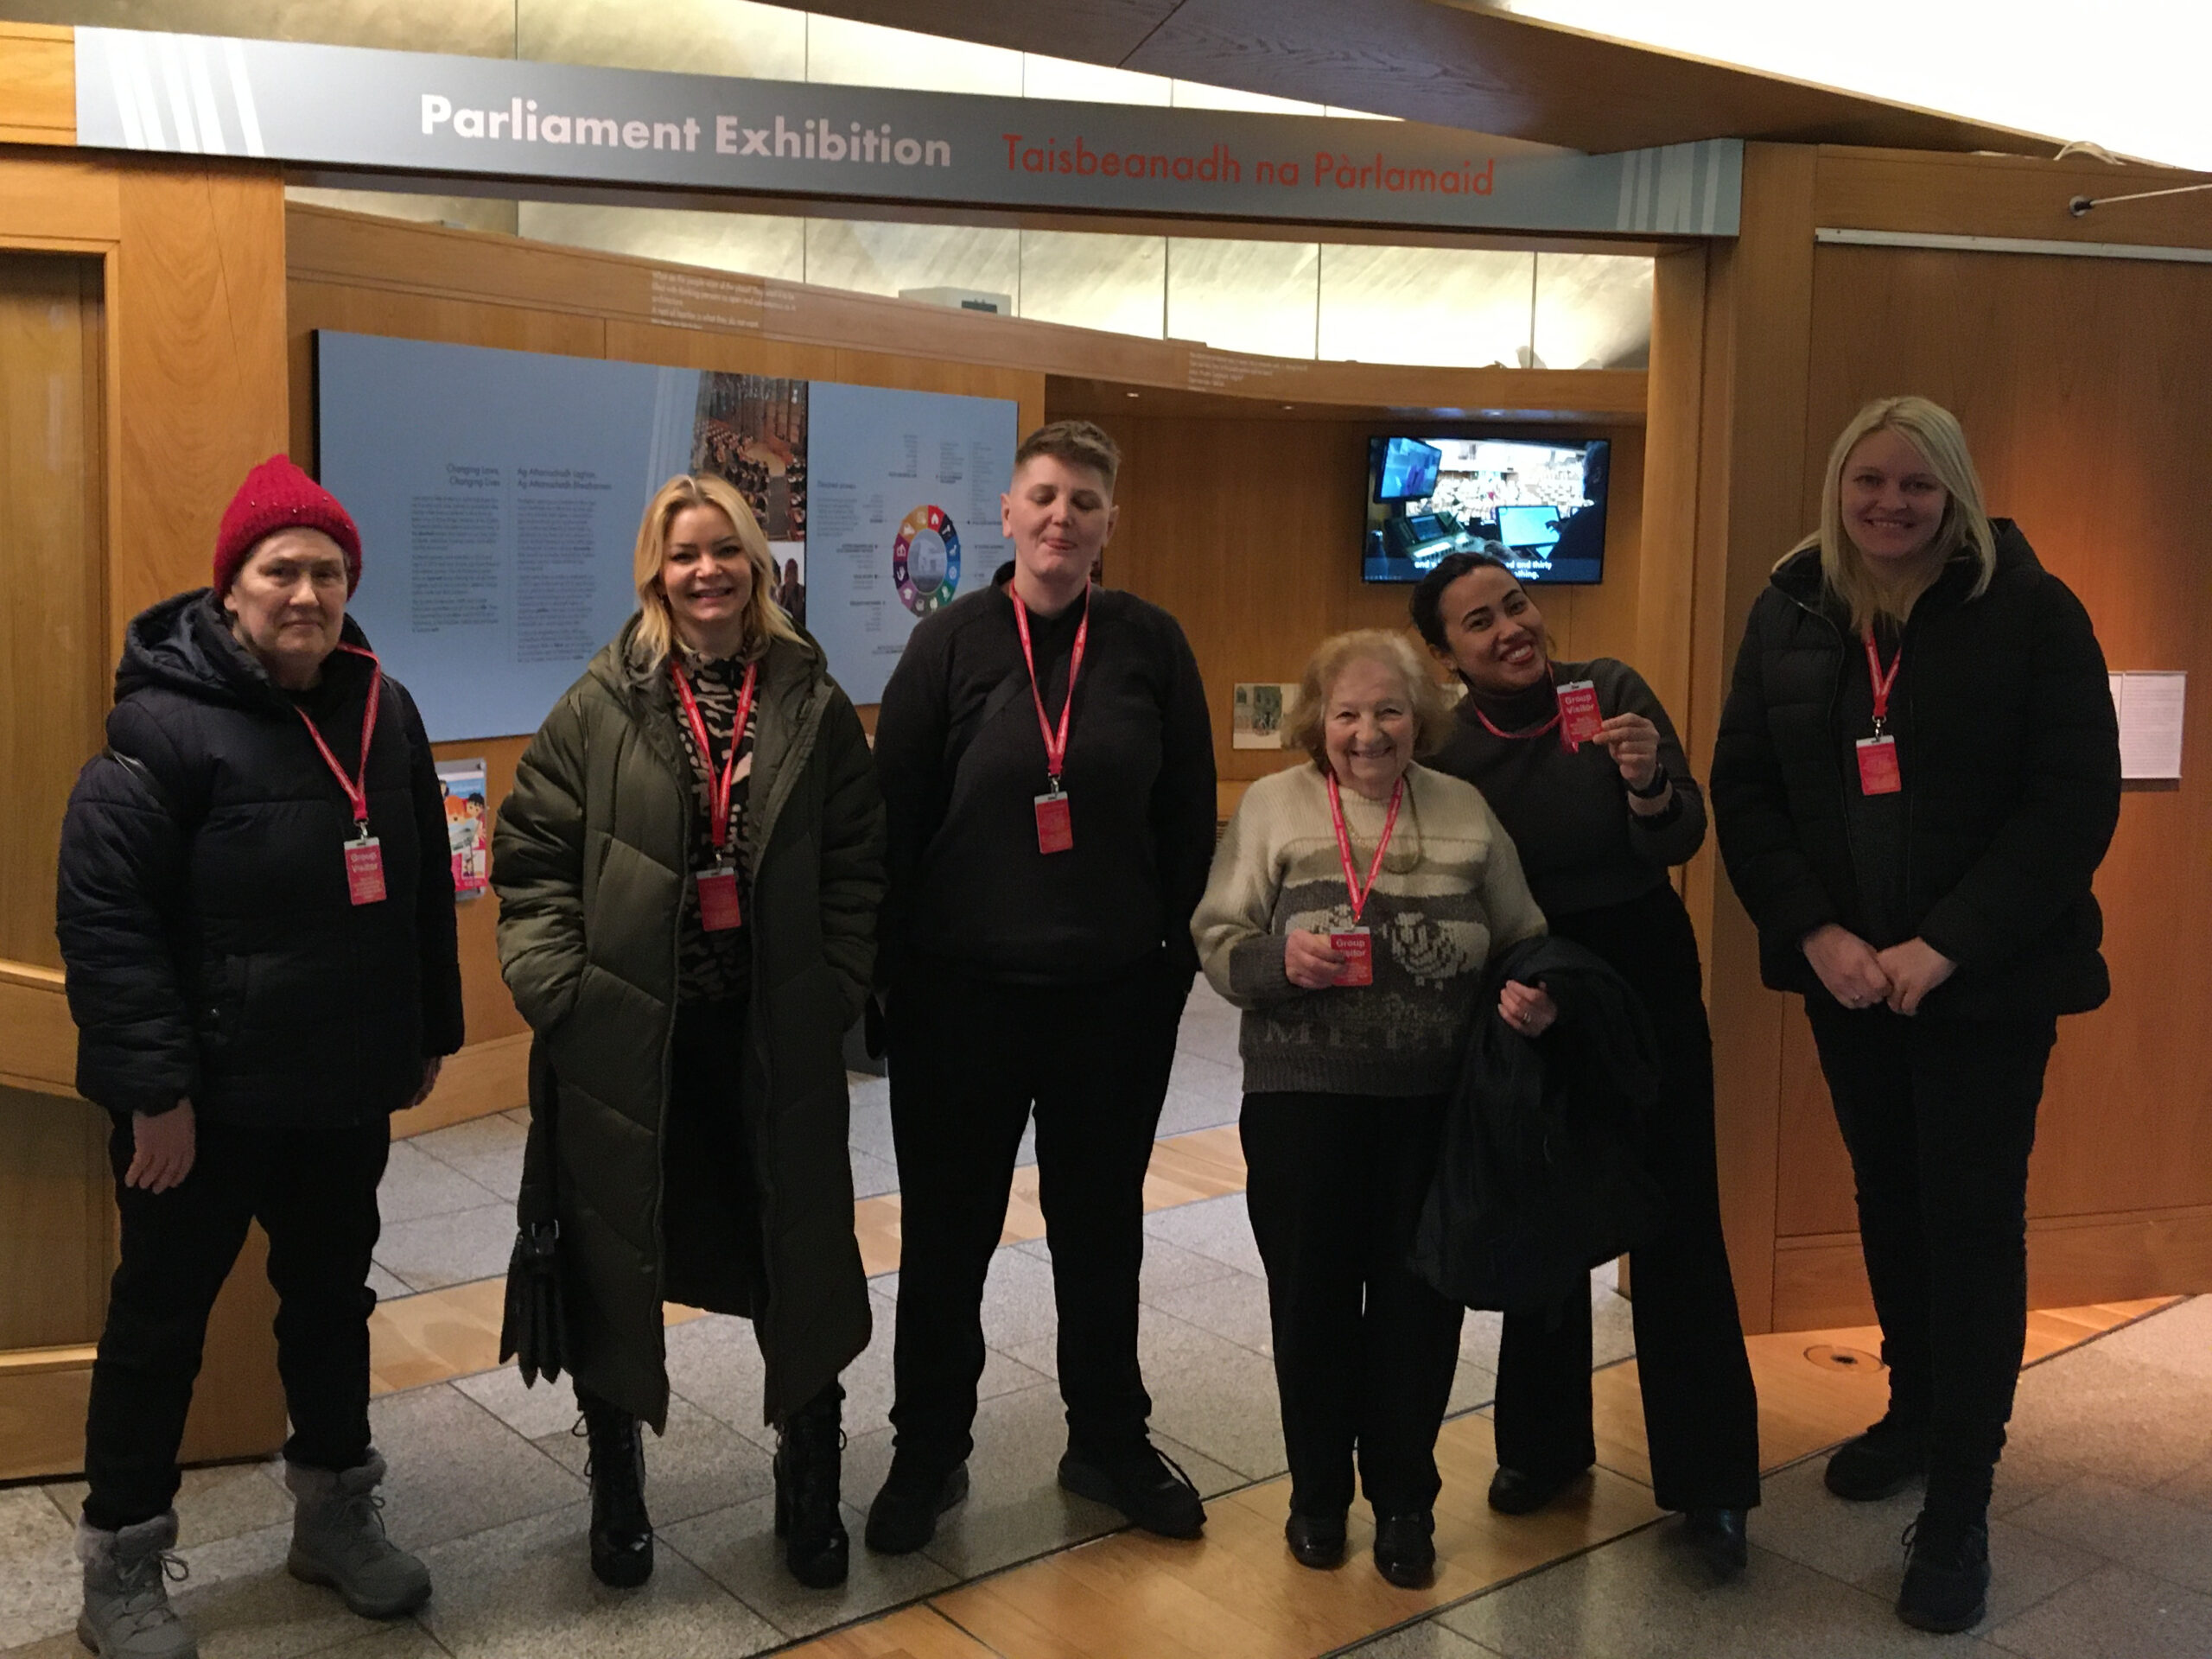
left=775, top=1382, right=849, bottom=1588
left=576, top=1389, right=652, bottom=1588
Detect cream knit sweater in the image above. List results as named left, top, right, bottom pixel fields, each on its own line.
left=1192, top=761, right=1547, bottom=1096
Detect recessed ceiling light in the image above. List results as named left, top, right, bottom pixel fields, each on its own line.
left=1127, top=391, right=1141, bottom=397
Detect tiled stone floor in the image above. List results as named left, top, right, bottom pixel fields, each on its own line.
left=6, top=981, right=2205, bottom=1658
left=1345, top=1294, right=2212, bottom=1659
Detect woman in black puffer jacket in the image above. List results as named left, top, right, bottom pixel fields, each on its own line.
left=1711, top=397, right=2120, bottom=1637
left=55, top=457, right=463, bottom=1656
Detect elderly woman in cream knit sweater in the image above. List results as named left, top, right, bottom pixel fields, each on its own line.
left=1193, top=627, right=1554, bottom=1592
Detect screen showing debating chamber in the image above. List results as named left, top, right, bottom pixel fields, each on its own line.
left=1361, top=435, right=1610, bottom=586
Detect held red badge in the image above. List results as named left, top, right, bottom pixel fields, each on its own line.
left=1033, top=791, right=1074, bottom=855
left=1555, top=679, right=1605, bottom=748
left=344, top=834, right=387, bottom=906
left=1325, top=772, right=1403, bottom=990
left=1330, top=927, right=1375, bottom=988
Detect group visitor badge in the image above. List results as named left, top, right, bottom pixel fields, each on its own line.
left=1858, top=630, right=1904, bottom=796
left=1012, top=589, right=1089, bottom=855
left=671, top=657, right=760, bottom=932
left=1554, top=679, right=1605, bottom=748
left=296, top=645, right=387, bottom=907
left=1469, top=667, right=1598, bottom=754
left=1325, top=772, right=1404, bottom=988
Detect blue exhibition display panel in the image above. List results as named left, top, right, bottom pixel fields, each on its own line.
left=317, top=331, right=1018, bottom=737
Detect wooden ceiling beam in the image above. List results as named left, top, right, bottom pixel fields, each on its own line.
left=765, top=0, right=2060, bottom=158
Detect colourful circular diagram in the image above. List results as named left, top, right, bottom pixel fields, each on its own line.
left=893, top=505, right=961, bottom=616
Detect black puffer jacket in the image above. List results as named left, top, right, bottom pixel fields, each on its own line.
left=55, top=591, right=464, bottom=1124
left=1710, top=522, right=2120, bottom=1019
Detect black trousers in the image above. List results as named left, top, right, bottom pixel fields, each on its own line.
left=83, top=1115, right=391, bottom=1530
left=659, top=1000, right=765, bottom=1315
left=1492, top=886, right=1762, bottom=1513
left=1243, top=1090, right=1465, bottom=1516
left=1805, top=1001, right=2056, bottom=1516
left=887, top=955, right=1186, bottom=1464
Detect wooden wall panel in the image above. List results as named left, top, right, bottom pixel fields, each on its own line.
left=1775, top=241, right=2212, bottom=1263
left=0, top=252, right=104, bottom=970
left=1813, top=148, right=2212, bottom=252
left=1665, top=143, right=1821, bottom=1334
left=111, top=160, right=291, bottom=642
left=1, top=151, right=293, bottom=1475
left=0, top=1085, right=112, bottom=1351
left=0, top=962, right=77, bottom=1094
left=1082, top=413, right=1646, bottom=795
left=0, top=22, right=73, bottom=145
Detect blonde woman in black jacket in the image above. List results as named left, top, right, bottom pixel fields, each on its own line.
left=1711, top=396, right=2120, bottom=1635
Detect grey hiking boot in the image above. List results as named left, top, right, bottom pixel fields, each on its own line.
left=74, top=1510, right=197, bottom=1659
left=283, top=1453, right=431, bottom=1618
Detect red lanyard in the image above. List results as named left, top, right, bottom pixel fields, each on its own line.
left=1327, top=772, right=1405, bottom=925
left=671, top=658, right=760, bottom=858
left=1011, top=589, right=1089, bottom=791
left=294, top=645, right=383, bottom=835
left=1863, top=629, right=1902, bottom=735
left=1468, top=666, right=1569, bottom=751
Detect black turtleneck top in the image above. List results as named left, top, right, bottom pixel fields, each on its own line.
left=1424, top=657, right=1706, bottom=919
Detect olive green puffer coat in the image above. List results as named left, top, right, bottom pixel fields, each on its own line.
left=493, top=620, right=885, bottom=1430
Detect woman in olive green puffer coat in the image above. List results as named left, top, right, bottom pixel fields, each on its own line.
left=492, top=474, right=884, bottom=1593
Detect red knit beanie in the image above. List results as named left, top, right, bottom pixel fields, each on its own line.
left=213, top=455, right=362, bottom=597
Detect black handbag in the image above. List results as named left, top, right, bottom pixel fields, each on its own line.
left=499, top=1035, right=570, bottom=1386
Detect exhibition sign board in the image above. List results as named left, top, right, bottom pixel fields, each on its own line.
left=74, top=27, right=1741, bottom=237
left=318, top=331, right=1015, bottom=739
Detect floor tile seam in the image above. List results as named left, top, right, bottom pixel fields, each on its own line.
left=1997, top=1502, right=2212, bottom=1603
left=395, top=1135, right=514, bottom=1204
left=2017, top=1295, right=2190, bottom=1373
left=370, top=1131, right=1255, bottom=1313
left=1313, top=1507, right=1680, bottom=1659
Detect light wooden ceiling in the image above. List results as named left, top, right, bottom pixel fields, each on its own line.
left=761, top=0, right=2059, bottom=157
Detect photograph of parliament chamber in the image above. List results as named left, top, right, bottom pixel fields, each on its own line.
left=1, top=3, right=2207, bottom=1656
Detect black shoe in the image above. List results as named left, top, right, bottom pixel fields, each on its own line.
left=578, top=1399, right=653, bottom=1588
left=1683, top=1508, right=1750, bottom=1577
left=1897, top=1510, right=1990, bottom=1633
left=864, top=1452, right=969, bottom=1555
left=1284, top=1510, right=1346, bottom=1570
left=1486, top=1464, right=1590, bottom=1516
left=1058, top=1441, right=1205, bottom=1539
left=774, top=1384, right=849, bottom=1589
left=1826, top=1414, right=1928, bottom=1502
left=1372, top=1511, right=1436, bottom=1588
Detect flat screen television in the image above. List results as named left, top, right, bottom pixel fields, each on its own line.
left=1362, top=435, right=1611, bottom=585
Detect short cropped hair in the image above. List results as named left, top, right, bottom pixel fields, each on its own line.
left=1281, top=629, right=1454, bottom=763
left=1014, top=419, right=1121, bottom=496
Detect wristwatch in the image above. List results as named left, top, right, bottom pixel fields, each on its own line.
left=1626, top=767, right=1671, bottom=800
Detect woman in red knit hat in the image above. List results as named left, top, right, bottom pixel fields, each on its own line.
left=55, top=455, right=465, bottom=1659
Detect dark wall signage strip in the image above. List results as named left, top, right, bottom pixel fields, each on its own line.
left=74, top=27, right=1741, bottom=238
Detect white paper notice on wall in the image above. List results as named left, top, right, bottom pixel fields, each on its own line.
left=2108, top=671, right=2187, bottom=780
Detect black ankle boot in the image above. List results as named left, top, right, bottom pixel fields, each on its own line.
left=578, top=1394, right=652, bottom=1588
left=775, top=1383, right=849, bottom=1589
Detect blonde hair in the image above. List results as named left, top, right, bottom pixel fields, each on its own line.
left=1792, top=396, right=1997, bottom=631
left=1282, top=629, right=1454, bottom=764
left=626, top=474, right=801, bottom=672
